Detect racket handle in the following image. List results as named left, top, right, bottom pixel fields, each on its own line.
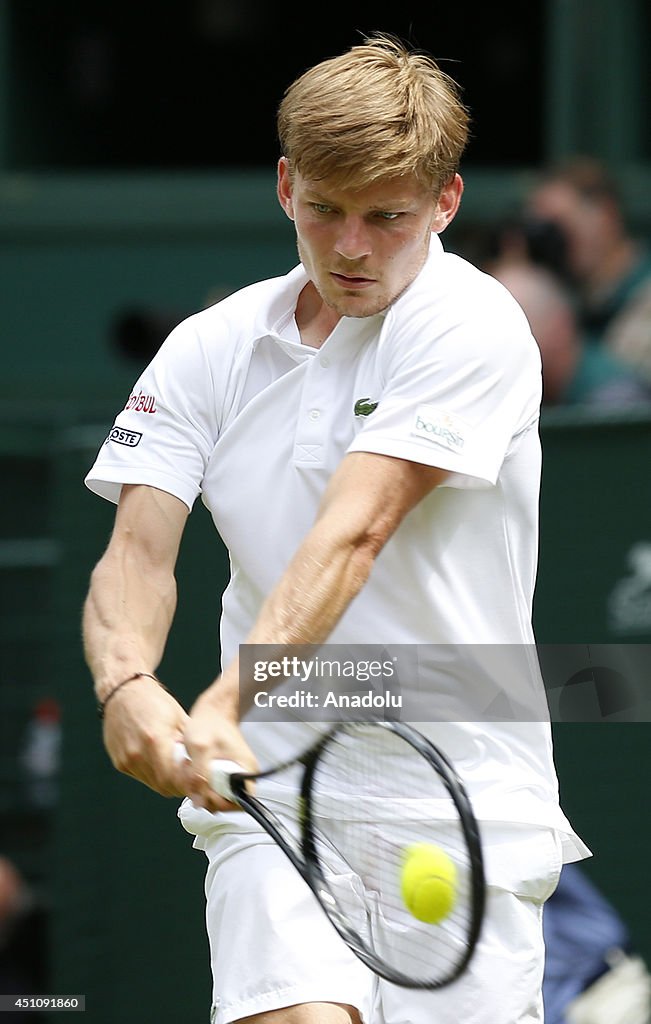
left=172, top=742, right=243, bottom=801
left=173, top=740, right=189, bottom=765
left=209, top=760, right=245, bottom=801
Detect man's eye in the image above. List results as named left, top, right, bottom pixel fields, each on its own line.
left=312, top=203, right=333, bottom=214
left=376, top=211, right=401, bottom=220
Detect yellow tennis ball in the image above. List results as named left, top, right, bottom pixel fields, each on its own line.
left=400, top=843, right=457, bottom=924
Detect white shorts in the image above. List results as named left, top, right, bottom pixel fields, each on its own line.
left=180, top=802, right=563, bottom=1024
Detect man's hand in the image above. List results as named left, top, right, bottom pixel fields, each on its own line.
left=102, top=674, right=191, bottom=797
left=180, top=679, right=259, bottom=812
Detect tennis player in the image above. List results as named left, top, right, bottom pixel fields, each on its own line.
left=83, top=34, right=589, bottom=1024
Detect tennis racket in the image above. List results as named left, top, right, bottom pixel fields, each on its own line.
left=176, top=719, right=485, bottom=989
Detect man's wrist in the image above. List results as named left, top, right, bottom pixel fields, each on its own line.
left=97, top=672, right=170, bottom=719
left=200, top=669, right=240, bottom=720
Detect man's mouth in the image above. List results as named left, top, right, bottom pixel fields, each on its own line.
left=331, top=272, right=376, bottom=288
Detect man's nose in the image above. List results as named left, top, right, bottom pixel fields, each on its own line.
left=334, top=217, right=373, bottom=260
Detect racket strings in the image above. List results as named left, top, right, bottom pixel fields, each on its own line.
left=306, top=724, right=479, bottom=986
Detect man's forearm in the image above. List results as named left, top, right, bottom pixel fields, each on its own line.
left=205, top=459, right=401, bottom=712
left=196, top=517, right=376, bottom=716
left=83, top=552, right=178, bottom=703
left=258, top=523, right=373, bottom=636
left=83, top=484, right=188, bottom=703
left=196, top=451, right=446, bottom=717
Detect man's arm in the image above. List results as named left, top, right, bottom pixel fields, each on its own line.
left=83, top=483, right=193, bottom=796
left=183, top=450, right=447, bottom=808
left=244, top=450, right=447, bottom=654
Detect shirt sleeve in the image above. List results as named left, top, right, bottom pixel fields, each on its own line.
left=347, top=278, right=542, bottom=489
left=85, top=314, right=221, bottom=509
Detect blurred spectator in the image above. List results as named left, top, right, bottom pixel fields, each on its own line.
left=0, top=857, right=46, bottom=1021
left=524, top=157, right=651, bottom=385
left=20, top=697, right=62, bottom=811
left=0, top=857, right=26, bottom=943
left=489, top=261, right=651, bottom=407
left=482, top=212, right=573, bottom=285
left=543, top=863, right=651, bottom=1024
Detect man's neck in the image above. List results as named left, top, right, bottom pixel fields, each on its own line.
left=295, top=283, right=342, bottom=349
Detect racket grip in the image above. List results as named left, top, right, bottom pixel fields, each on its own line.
left=173, top=740, right=189, bottom=765
left=209, top=760, right=245, bottom=801
left=172, top=742, right=243, bottom=801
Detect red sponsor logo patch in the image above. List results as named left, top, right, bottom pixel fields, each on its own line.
left=125, top=390, right=158, bottom=414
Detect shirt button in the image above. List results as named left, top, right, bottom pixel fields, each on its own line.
left=309, top=409, right=321, bottom=420
left=320, top=356, right=330, bottom=367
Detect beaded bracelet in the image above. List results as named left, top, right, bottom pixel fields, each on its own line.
left=97, top=672, right=167, bottom=719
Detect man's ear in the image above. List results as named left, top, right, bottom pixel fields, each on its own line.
left=432, top=173, right=464, bottom=234
left=277, top=157, right=295, bottom=221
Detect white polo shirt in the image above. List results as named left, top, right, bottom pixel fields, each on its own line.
left=86, top=235, right=589, bottom=862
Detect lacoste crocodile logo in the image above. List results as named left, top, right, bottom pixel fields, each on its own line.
left=354, top=398, right=378, bottom=417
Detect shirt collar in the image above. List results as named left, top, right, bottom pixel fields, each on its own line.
left=252, top=232, right=444, bottom=351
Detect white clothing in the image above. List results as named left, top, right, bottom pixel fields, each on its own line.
left=194, top=814, right=562, bottom=1024
left=86, top=235, right=588, bottom=861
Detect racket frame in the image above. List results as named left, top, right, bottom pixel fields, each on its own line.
left=221, top=720, right=486, bottom=989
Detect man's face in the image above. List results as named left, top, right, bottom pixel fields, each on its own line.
left=277, top=160, right=462, bottom=319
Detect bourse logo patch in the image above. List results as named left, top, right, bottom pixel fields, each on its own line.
left=411, top=405, right=467, bottom=453
left=107, top=426, right=143, bottom=447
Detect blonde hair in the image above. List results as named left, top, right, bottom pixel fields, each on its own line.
left=277, top=34, right=470, bottom=196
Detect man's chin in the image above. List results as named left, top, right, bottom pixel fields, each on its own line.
left=324, top=290, right=388, bottom=320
